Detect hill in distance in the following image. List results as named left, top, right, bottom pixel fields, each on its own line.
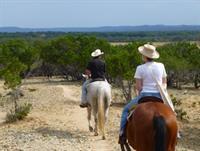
left=1, top=25, right=200, bottom=33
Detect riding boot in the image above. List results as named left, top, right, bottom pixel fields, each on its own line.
left=118, top=135, right=127, bottom=144
left=177, top=131, right=182, bottom=139
left=79, top=103, right=89, bottom=108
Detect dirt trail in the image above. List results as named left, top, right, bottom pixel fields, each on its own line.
left=0, top=80, right=121, bottom=151
left=0, top=79, right=199, bottom=151
left=58, top=85, right=115, bottom=151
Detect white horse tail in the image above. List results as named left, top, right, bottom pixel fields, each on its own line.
left=97, top=87, right=105, bottom=139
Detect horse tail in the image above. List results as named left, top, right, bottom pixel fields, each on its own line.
left=153, top=115, right=167, bottom=151
left=97, top=87, right=105, bottom=138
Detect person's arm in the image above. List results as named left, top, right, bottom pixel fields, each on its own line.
left=135, top=78, right=143, bottom=96
left=134, top=66, right=142, bottom=96
left=85, top=61, right=92, bottom=77
left=162, top=64, right=167, bottom=89
left=162, top=77, right=167, bottom=89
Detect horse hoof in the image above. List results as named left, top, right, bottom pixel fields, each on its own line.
left=94, top=132, right=98, bottom=136
left=89, top=126, right=93, bottom=132
left=102, top=136, right=106, bottom=140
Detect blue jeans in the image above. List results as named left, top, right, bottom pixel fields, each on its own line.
left=81, top=79, right=91, bottom=104
left=119, top=92, right=162, bottom=134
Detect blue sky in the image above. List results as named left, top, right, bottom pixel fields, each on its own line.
left=0, top=0, right=200, bottom=28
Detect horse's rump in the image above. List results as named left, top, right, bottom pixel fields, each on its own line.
left=87, top=81, right=111, bottom=107
left=126, top=101, right=177, bottom=151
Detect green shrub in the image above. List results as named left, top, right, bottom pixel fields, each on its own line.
left=6, top=103, right=32, bottom=123
left=175, top=108, right=188, bottom=120
left=171, top=95, right=188, bottom=120
left=171, top=94, right=182, bottom=106
left=192, top=102, right=196, bottom=107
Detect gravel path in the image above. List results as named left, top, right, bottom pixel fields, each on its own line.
left=0, top=80, right=121, bottom=151
left=0, top=79, right=199, bottom=151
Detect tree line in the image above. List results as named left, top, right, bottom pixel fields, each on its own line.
left=1, top=31, right=200, bottom=42
left=0, top=35, right=200, bottom=101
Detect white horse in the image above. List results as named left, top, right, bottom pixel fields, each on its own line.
left=86, top=81, right=111, bottom=140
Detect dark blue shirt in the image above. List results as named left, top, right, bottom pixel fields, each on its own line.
left=86, top=58, right=106, bottom=79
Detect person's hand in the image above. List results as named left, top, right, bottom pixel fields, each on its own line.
left=162, top=83, right=167, bottom=89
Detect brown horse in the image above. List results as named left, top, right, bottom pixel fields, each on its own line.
left=122, top=97, right=178, bottom=151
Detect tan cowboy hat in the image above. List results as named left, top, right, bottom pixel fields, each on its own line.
left=91, top=49, right=104, bottom=57
left=138, top=44, right=159, bottom=59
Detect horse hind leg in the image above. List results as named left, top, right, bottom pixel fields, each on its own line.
left=101, top=94, right=111, bottom=140
left=104, top=96, right=110, bottom=123
left=100, top=106, right=109, bottom=140
left=98, top=94, right=107, bottom=140
left=102, top=128, right=106, bottom=140
left=99, top=102, right=109, bottom=140
left=94, top=115, right=98, bottom=136
left=87, top=106, right=93, bottom=132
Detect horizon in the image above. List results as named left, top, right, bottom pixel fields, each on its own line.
left=1, top=24, right=200, bottom=29
left=1, top=0, right=200, bottom=28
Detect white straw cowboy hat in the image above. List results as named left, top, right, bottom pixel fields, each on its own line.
left=138, top=44, right=159, bottom=59
left=91, top=49, right=104, bottom=57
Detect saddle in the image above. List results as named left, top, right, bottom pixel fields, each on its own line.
left=127, top=96, right=164, bottom=120
left=90, top=78, right=105, bottom=83
left=138, top=96, right=164, bottom=104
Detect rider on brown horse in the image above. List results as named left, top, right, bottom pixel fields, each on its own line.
left=118, top=43, right=175, bottom=144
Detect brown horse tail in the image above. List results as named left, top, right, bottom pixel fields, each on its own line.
left=153, top=115, right=167, bottom=151
left=97, top=88, right=105, bottom=138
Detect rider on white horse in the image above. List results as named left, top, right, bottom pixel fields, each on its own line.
left=80, top=49, right=106, bottom=108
